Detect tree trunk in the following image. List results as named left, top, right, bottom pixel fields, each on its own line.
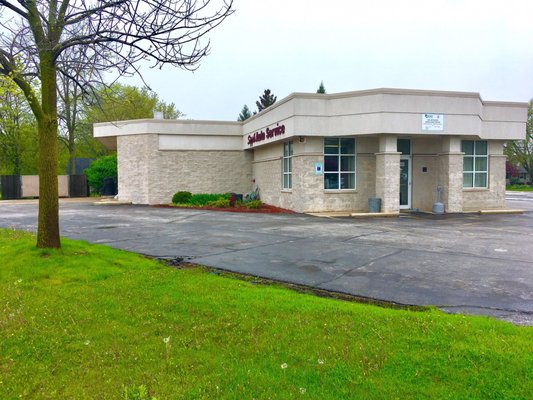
left=37, top=52, right=60, bottom=249
left=13, top=149, right=20, bottom=176
left=68, top=150, right=75, bottom=175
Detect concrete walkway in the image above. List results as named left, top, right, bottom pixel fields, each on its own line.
left=1, top=197, right=532, bottom=325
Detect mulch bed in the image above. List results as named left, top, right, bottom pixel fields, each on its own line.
left=153, top=203, right=295, bottom=214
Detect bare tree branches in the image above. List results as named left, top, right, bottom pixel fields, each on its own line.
left=1, top=0, right=234, bottom=88
left=0, top=1, right=28, bottom=18
left=0, top=0, right=234, bottom=248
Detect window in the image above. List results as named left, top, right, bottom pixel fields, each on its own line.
left=397, top=138, right=411, bottom=155
left=462, top=140, right=488, bottom=188
left=282, top=141, right=293, bottom=189
left=324, top=138, right=356, bottom=189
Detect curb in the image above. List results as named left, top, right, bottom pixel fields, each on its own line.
left=479, top=209, right=524, bottom=215
left=306, top=212, right=400, bottom=218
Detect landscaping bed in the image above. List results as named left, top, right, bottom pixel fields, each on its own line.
left=157, top=202, right=295, bottom=214
left=164, top=191, right=295, bottom=214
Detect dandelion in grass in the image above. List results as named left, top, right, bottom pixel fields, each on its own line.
left=318, top=358, right=325, bottom=387
left=163, top=336, right=171, bottom=371
left=281, top=363, right=288, bottom=369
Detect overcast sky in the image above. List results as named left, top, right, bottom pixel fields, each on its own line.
left=124, top=0, right=533, bottom=121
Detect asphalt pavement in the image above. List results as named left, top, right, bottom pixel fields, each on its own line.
left=1, top=193, right=532, bottom=325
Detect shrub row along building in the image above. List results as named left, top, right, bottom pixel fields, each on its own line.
left=94, top=88, right=528, bottom=213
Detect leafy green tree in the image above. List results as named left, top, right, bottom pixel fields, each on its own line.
left=317, top=81, right=326, bottom=94
left=84, top=84, right=182, bottom=123
left=0, top=76, right=38, bottom=175
left=505, top=99, right=533, bottom=183
left=62, top=83, right=182, bottom=174
left=155, top=101, right=184, bottom=120
left=238, top=104, right=252, bottom=121
left=0, top=0, right=233, bottom=248
left=256, top=89, right=277, bottom=112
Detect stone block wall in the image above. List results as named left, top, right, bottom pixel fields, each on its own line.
left=148, top=150, right=253, bottom=204
left=253, top=138, right=376, bottom=213
left=438, top=153, right=464, bottom=213
left=117, top=134, right=253, bottom=204
left=463, top=154, right=506, bottom=210
left=117, top=134, right=155, bottom=204
left=117, top=133, right=508, bottom=212
left=375, top=153, right=400, bottom=212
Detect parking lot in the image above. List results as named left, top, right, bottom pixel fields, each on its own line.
left=1, top=193, right=532, bottom=325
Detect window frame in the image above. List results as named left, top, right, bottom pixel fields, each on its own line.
left=462, top=140, right=488, bottom=189
left=282, top=141, right=293, bottom=190
left=323, top=137, right=356, bottom=190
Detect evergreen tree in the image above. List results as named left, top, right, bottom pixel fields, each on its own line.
left=238, top=104, right=252, bottom=121
left=256, top=89, right=277, bottom=112
left=317, top=81, right=326, bottom=94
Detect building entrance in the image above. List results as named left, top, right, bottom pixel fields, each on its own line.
left=398, top=139, right=412, bottom=209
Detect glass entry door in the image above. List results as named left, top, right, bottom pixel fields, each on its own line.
left=399, top=157, right=411, bottom=209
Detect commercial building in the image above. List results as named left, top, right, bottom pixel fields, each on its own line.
left=94, top=88, right=528, bottom=213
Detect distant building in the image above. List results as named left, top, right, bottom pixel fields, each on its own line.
left=94, top=88, right=528, bottom=213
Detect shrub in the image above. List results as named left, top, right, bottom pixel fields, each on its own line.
left=189, top=193, right=229, bottom=206
left=84, top=155, right=117, bottom=194
left=172, top=191, right=192, bottom=204
left=245, top=200, right=262, bottom=209
left=207, top=198, right=230, bottom=208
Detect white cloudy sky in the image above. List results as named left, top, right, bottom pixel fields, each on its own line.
left=125, top=0, right=533, bottom=121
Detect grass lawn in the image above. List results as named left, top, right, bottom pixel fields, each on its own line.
left=506, top=184, right=533, bottom=191
left=1, top=229, right=532, bottom=399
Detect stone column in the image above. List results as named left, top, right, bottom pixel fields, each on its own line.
left=489, top=141, right=507, bottom=209
left=375, top=135, right=400, bottom=213
left=118, top=134, right=157, bottom=204
left=437, top=136, right=463, bottom=213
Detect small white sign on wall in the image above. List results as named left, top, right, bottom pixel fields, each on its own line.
left=314, top=162, right=323, bottom=175
left=422, top=113, right=444, bottom=131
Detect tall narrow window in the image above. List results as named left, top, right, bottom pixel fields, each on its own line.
left=282, top=141, right=293, bottom=189
left=324, top=138, right=356, bottom=189
left=462, top=140, right=488, bottom=188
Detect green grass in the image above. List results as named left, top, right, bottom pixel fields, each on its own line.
left=0, top=229, right=531, bottom=399
left=507, top=184, right=533, bottom=191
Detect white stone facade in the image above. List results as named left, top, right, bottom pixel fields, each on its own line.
left=94, top=88, right=528, bottom=212
left=117, top=134, right=252, bottom=204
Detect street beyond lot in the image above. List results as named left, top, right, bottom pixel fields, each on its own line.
left=1, top=195, right=532, bottom=325
left=505, top=190, right=533, bottom=211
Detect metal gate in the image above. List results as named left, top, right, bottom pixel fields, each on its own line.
left=0, top=175, right=22, bottom=200
left=68, top=175, right=89, bottom=197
